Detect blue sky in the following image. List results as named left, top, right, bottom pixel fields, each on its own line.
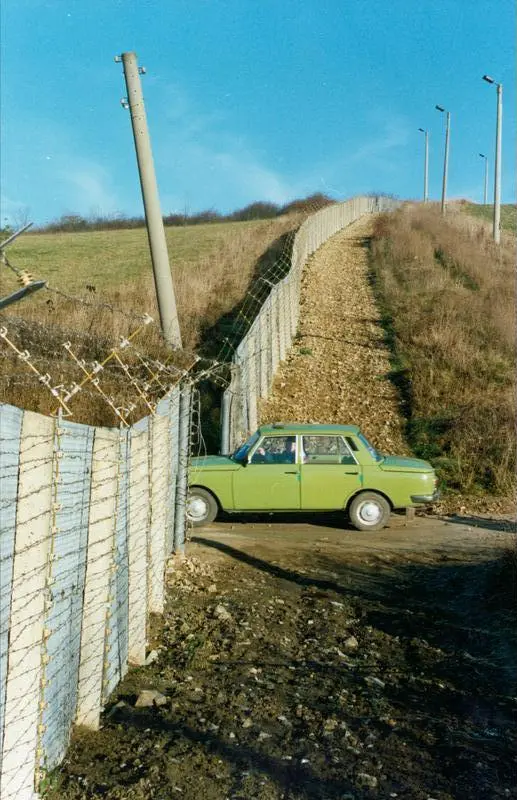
left=1, top=0, right=515, bottom=226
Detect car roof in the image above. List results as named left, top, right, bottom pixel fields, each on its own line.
left=258, top=423, right=361, bottom=436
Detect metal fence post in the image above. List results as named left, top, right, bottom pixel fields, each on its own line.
left=220, top=389, right=231, bottom=455
left=271, top=289, right=280, bottom=375
left=174, top=384, right=192, bottom=555
left=258, top=310, right=268, bottom=397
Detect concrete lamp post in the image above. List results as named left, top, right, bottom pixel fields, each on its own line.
left=418, top=128, right=429, bottom=202
left=435, top=105, right=450, bottom=215
left=482, top=74, right=503, bottom=244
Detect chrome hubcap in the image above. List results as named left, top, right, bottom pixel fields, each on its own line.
left=187, top=495, right=208, bottom=522
left=358, top=501, right=382, bottom=524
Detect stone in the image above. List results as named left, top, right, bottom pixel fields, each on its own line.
left=357, top=772, right=378, bottom=789
left=135, top=689, right=168, bottom=708
left=144, top=649, right=159, bottom=665
left=214, top=604, right=233, bottom=622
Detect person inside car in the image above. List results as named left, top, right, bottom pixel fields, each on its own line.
left=253, top=436, right=296, bottom=464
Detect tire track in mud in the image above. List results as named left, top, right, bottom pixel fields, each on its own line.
left=260, top=214, right=408, bottom=454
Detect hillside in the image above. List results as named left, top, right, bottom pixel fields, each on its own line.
left=460, top=202, right=516, bottom=233
left=259, top=205, right=515, bottom=509
left=2, top=216, right=300, bottom=348
left=369, top=203, right=515, bottom=505
left=0, top=215, right=301, bottom=424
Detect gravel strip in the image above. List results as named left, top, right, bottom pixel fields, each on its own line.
left=260, top=215, right=408, bottom=453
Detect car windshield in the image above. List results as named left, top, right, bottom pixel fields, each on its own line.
left=358, top=432, right=383, bottom=462
left=232, top=431, right=260, bottom=462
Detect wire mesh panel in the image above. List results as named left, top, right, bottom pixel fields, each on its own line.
left=40, top=418, right=94, bottom=772
left=148, top=411, right=171, bottom=614
left=127, top=423, right=149, bottom=666
left=75, top=427, right=119, bottom=730
left=220, top=196, right=400, bottom=451
left=103, top=427, right=130, bottom=703
left=173, top=384, right=192, bottom=555
left=0, top=404, right=23, bottom=781
left=1, top=411, right=54, bottom=800
left=166, top=387, right=181, bottom=553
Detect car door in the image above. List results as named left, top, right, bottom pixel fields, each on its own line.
left=232, top=435, right=301, bottom=510
left=300, top=435, right=362, bottom=509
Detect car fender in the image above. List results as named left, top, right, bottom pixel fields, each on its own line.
left=345, top=487, right=394, bottom=512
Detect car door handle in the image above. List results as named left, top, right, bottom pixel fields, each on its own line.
left=284, top=470, right=298, bottom=474
left=344, top=471, right=359, bottom=474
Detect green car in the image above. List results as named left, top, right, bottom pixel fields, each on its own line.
left=187, top=423, right=439, bottom=531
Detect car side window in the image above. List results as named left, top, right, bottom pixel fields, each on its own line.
left=302, top=436, right=357, bottom=465
left=249, top=436, right=297, bottom=465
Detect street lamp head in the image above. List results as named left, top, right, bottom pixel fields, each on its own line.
left=482, top=74, right=494, bottom=84
left=479, top=153, right=486, bottom=158
left=435, top=104, right=445, bottom=112
left=418, top=127, right=425, bottom=132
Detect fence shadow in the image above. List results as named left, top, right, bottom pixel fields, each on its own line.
left=199, top=230, right=296, bottom=361
left=89, top=539, right=517, bottom=800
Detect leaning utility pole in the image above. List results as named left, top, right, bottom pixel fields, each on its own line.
left=116, top=51, right=182, bottom=348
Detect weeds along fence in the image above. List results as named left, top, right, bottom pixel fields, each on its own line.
left=0, top=384, right=192, bottom=800
left=220, top=195, right=399, bottom=451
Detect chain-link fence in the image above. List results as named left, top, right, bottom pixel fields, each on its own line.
left=220, top=196, right=399, bottom=452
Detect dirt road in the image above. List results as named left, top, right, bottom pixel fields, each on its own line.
left=51, top=512, right=516, bottom=800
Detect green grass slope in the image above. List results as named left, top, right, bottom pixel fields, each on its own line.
left=461, top=202, right=516, bottom=233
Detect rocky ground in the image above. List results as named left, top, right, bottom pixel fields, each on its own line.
left=48, top=516, right=516, bottom=800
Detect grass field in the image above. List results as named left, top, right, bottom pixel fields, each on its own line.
left=461, top=201, right=516, bottom=232
left=370, top=203, right=515, bottom=497
left=0, top=215, right=301, bottom=424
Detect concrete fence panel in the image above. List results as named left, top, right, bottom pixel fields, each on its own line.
left=0, top=382, right=190, bottom=799
left=0, top=412, right=54, bottom=800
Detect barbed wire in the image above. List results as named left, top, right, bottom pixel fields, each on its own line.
left=1, top=197, right=383, bottom=797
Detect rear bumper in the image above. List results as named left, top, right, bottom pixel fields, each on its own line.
left=410, top=489, right=440, bottom=505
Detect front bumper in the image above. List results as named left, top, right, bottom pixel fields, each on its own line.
left=410, top=489, right=440, bottom=505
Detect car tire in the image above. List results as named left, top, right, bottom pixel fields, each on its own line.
left=186, top=488, right=218, bottom=527
left=348, top=491, right=391, bottom=531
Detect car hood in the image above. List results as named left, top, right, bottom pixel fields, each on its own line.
left=190, top=455, right=241, bottom=471
left=380, top=455, right=434, bottom=473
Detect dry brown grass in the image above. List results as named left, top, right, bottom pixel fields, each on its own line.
left=0, top=215, right=301, bottom=425
left=370, top=203, right=516, bottom=497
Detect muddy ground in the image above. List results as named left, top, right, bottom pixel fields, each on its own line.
left=49, top=512, right=516, bottom=800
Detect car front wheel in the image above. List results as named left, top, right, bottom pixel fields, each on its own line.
left=348, top=491, right=390, bottom=531
left=186, top=488, right=218, bottom=526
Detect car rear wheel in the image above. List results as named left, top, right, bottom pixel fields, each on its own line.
left=186, top=488, right=218, bottom=526
left=348, top=491, right=390, bottom=531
